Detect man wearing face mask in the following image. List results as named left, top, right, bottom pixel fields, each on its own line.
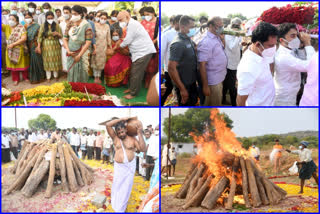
left=161, top=14, right=182, bottom=106
left=27, top=2, right=38, bottom=23
left=286, top=141, right=318, bottom=193
left=198, top=16, right=228, bottom=106
left=38, top=2, right=57, bottom=25
left=274, top=23, right=315, bottom=106
left=237, top=22, right=279, bottom=106
left=168, top=15, right=198, bottom=106
left=116, top=11, right=156, bottom=100
left=59, top=6, right=72, bottom=73
left=36, top=6, right=42, bottom=16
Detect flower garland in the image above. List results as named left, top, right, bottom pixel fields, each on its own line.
left=64, top=100, right=116, bottom=106
left=69, top=82, right=106, bottom=96
left=22, top=83, right=65, bottom=97
left=9, top=91, right=22, bottom=103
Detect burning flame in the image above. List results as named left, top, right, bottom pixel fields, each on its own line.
left=191, top=109, right=250, bottom=184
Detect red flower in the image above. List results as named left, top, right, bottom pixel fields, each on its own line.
left=64, top=100, right=116, bottom=106
left=9, top=91, right=22, bottom=103
left=69, top=82, right=106, bottom=96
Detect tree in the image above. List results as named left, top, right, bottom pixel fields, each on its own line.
left=28, top=114, right=57, bottom=131
left=227, top=13, right=247, bottom=21
left=114, top=2, right=135, bottom=11
left=163, top=109, right=233, bottom=142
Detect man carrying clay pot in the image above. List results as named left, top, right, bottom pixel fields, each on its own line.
left=106, top=117, right=146, bottom=212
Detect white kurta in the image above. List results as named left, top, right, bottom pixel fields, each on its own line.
left=59, top=21, right=68, bottom=71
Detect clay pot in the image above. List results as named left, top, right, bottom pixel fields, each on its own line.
left=127, top=117, right=142, bottom=136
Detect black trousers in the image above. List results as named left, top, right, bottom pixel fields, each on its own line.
left=175, top=82, right=199, bottom=106
left=87, top=146, right=94, bottom=160
left=2, top=149, right=11, bottom=163
left=95, top=147, right=101, bottom=160
left=71, top=145, right=79, bottom=156
left=145, top=155, right=155, bottom=181
left=222, top=69, right=237, bottom=106
left=161, top=72, right=173, bottom=106
left=136, top=156, right=140, bottom=173
left=11, top=147, right=18, bottom=159
left=81, top=149, right=87, bottom=159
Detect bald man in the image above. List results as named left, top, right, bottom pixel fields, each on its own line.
left=117, top=11, right=156, bottom=100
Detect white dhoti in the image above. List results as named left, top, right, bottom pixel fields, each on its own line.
left=139, top=156, right=146, bottom=176
left=111, top=140, right=136, bottom=212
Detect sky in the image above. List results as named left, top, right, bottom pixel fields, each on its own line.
left=161, top=1, right=297, bottom=19
left=2, top=108, right=159, bottom=130
left=161, top=108, right=318, bottom=137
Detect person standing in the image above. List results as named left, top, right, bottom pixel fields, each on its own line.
left=117, top=11, right=156, bottom=100
left=271, top=139, right=283, bottom=174
left=109, top=10, right=119, bottom=26
left=87, top=130, right=96, bottom=160
left=2, top=131, right=11, bottom=163
left=249, top=143, right=260, bottom=161
left=91, top=12, right=111, bottom=84
left=286, top=141, right=318, bottom=193
left=170, top=146, right=177, bottom=176
left=223, top=18, right=242, bottom=106
left=51, top=128, right=61, bottom=143
left=28, top=129, right=38, bottom=142
left=70, top=128, right=81, bottom=156
left=80, top=131, right=87, bottom=160
left=36, top=11, right=62, bottom=82
left=37, top=129, right=47, bottom=140
left=59, top=6, right=71, bottom=73
left=27, top=2, right=38, bottom=24
left=103, top=135, right=113, bottom=164
left=168, top=15, right=198, bottom=106
left=10, top=132, right=19, bottom=159
left=237, top=22, right=278, bottom=106
left=198, top=16, right=227, bottom=106
left=95, top=132, right=104, bottom=160
left=25, top=11, right=45, bottom=83
left=38, top=3, right=57, bottom=25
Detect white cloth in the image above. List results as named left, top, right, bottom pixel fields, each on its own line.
left=161, top=28, right=178, bottom=71
left=87, top=134, right=96, bottom=147
left=59, top=20, right=68, bottom=71
left=111, top=140, right=136, bottom=212
left=103, top=137, right=113, bottom=149
left=37, top=133, right=47, bottom=141
left=274, top=45, right=315, bottom=106
left=169, top=150, right=176, bottom=160
left=250, top=147, right=260, bottom=158
left=146, top=135, right=159, bottom=158
left=289, top=161, right=299, bottom=175
left=80, top=135, right=87, bottom=147
left=291, top=148, right=312, bottom=162
left=120, top=18, right=156, bottom=62
left=224, top=35, right=242, bottom=70
left=270, top=149, right=281, bottom=163
left=139, top=156, right=146, bottom=176
left=161, top=145, right=172, bottom=166
left=28, top=133, right=38, bottom=143
left=237, top=49, right=275, bottom=106
left=1, top=135, right=11, bottom=148
left=70, top=133, right=81, bottom=146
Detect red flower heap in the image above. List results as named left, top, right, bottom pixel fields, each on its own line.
left=69, top=82, right=106, bottom=96
left=258, top=4, right=315, bottom=25
left=64, top=100, right=116, bottom=106
left=9, top=91, right=21, bottom=103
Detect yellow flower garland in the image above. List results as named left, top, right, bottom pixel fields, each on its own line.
left=22, top=83, right=65, bottom=97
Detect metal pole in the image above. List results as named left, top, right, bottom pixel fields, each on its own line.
left=167, top=108, right=171, bottom=179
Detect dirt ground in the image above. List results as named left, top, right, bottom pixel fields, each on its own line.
left=161, top=148, right=319, bottom=212
left=2, top=159, right=149, bottom=212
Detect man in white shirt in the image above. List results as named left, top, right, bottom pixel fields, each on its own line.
left=145, top=125, right=160, bottom=179
left=161, top=15, right=182, bottom=105
left=249, top=144, right=260, bottom=161
left=237, top=22, right=279, bottom=106
left=86, top=130, right=96, bottom=160
left=117, top=11, right=156, bottom=100
left=59, top=6, right=71, bottom=72
left=103, top=135, right=113, bottom=164
left=2, top=131, right=11, bottom=163
left=286, top=141, right=318, bottom=193
left=37, top=129, right=47, bottom=141
left=274, top=23, right=315, bottom=106
left=70, top=128, right=81, bottom=156
left=28, top=129, right=38, bottom=142
left=223, top=18, right=242, bottom=106
left=80, top=131, right=87, bottom=160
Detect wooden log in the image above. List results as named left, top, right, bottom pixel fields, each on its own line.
left=201, top=176, right=229, bottom=209
left=176, top=166, right=198, bottom=199
left=239, top=157, right=251, bottom=208
left=256, top=175, right=269, bottom=205
left=226, top=157, right=240, bottom=210
left=245, top=158, right=261, bottom=207
left=72, top=159, right=85, bottom=187
left=175, top=163, right=197, bottom=198
left=63, top=144, right=78, bottom=192
left=80, top=161, right=95, bottom=173
left=183, top=174, right=214, bottom=209
left=57, top=143, right=69, bottom=192
left=45, top=144, right=57, bottom=198
left=30, top=146, right=47, bottom=176
left=186, top=163, right=205, bottom=200
left=189, top=173, right=208, bottom=199
left=16, top=144, right=33, bottom=174
left=18, top=144, right=39, bottom=175
left=21, top=159, right=50, bottom=197
left=11, top=141, right=29, bottom=174
left=5, top=152, right=39, bottom=194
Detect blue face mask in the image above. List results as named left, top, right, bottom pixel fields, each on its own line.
left=11, top=10, right=17, bottom=15
left=187, top=28, right=196, bottom=37
left=141, top=16, right=145, bottom=20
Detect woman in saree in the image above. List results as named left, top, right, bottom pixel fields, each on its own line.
left=140, top=6, right=159, bottom=88
left=2, top=14, right=29, bottom=85
left=63, top=5, right=92, bottom=83
left=36, top=11, right=62, bottom=82
left=104, top=27, right=131, bottom=87
left=24, top=12, right=45, bottom=83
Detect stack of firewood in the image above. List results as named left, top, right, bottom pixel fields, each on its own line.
left=175, top=154, right=287, bottom=210
left=5, top=139, right=94, bottom=198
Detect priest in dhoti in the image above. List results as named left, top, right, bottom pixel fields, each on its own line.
left=106, top=117, right=146, bottom=212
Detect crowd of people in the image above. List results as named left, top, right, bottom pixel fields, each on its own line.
left=161, top=15, right=318, bottom=106
left=2, top=2, right=159, bottom=100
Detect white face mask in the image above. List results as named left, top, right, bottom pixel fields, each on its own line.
left=119, top=21, right=127, bottom=28
left=299, top=145, right=303, bottom=150
left=259, top=42, right=276, bottom=58
left=111, top=17, right=117, bottom=22
left=112, top=36, right=120, bottom=41
left=95, top=17, right=100, bottom=22
left=36, top=10, right=41, bottom=15
left=64, top=14, right=70, bottom=20
left=70, top=15, right=81, bottom=22
left=25, top=18, right=32, bottom=24
left=28, top=8, right=35, bottom=13
left=47, top=19, right=54, bottom=25
left=145, top=15, right=152, bottom=22
left=8, top=20, right=16, bottom=27
left=43, top=9, right=49, bottom=13
left=155, top=130, right=159, bottom=136
left=100, top=19, right=107, bottom=24
left=284, top=37, right=301, bottom=49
